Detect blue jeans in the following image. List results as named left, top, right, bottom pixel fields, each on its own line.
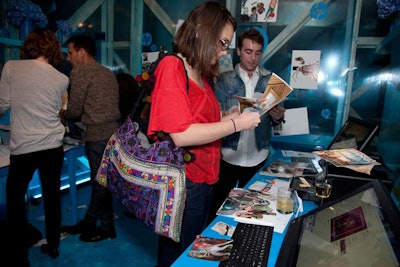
left=83, top=140, right=114, bottom=231
left=156, top=179, right=214, bottom=267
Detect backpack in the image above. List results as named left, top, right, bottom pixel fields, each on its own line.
left=129, top=52, right=189, bottom=136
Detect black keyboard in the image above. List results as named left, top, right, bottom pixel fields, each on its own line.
left=218, top=223, right=274, bottom=267
left=291, top=156, right=318, bottom=174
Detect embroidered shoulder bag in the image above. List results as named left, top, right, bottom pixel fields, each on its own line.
left=96, top=54, right=189, bottom=242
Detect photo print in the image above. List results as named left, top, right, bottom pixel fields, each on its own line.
left=141, top=51, right=159, bottom=72
left=188, top=236, right=233, bottom=261
left=240, top=0, right=279, bottom=22
left=331, top=206, right=367, bottom=242
left=290, top=50, right=321, bottom=90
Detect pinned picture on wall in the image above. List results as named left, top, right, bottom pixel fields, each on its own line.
left=240, top=0, right=279, bottom=22
left=290, top=50, right=321, bottom=90
left=142, top=51, right=159, bottom=72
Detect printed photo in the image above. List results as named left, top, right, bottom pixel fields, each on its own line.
left=248, top=180, right=274, bottom=194
left=240, top=0, right=279, bottom=22
left=216, top=188, right=274, bottom=219
left=331, top=206, right=367, bottom=242
left=141, top=51, right=160, bottom=72
left=188, top=236, right=233, bottom=261
left=260, top=160, right=311, bottom=178
left=211, top=222, right=236, bottom=237
left=290, top=50, right=321, bottom=89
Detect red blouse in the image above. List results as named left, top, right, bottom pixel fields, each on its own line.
left=148, top=56, right=221, bottom=185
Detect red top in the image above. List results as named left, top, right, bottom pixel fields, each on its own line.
left=148, top=56, right=221, bottom=185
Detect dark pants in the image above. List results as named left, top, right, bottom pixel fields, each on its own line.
left=156, top=179, right=213, bottom=267
left=209, top=159, right=266, bottom=222
left=83, top=140, right=114, bottom=231
left=6, top=146, right=64, bottom=256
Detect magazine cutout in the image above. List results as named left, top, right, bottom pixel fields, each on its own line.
left=235, top=72, right=293, bottom=116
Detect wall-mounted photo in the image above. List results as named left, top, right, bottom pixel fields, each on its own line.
left=290, top=50, right=321, bottom=90
left=240, top=0, right=279, bottom=22
left=141, top=51, right=159, bottom=72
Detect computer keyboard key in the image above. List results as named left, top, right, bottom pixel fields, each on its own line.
left=218, top=223, right=273, bottom=267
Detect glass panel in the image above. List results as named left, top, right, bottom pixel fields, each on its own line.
left=234, top=0, right=354, bottom=150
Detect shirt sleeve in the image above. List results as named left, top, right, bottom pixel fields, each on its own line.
left=148, top=56, right=193, bottom=136
left=63, top=66, right=87, bottom=120
left=0, top=62, right=11, bottom=117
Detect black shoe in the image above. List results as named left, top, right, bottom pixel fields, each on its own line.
left=40, top=244, right=59, bottom=259
left=61, top=220, right=94, bottom=235
left=79, top=227, right=116, bottom=242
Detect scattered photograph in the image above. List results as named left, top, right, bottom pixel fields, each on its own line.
left=260, top=160, right=311, bottom=178
left=211, top=222, right=236, bottom=237
left=216, top=188, right=275, bottom=219
left=188, top=236, right=233, bottom=261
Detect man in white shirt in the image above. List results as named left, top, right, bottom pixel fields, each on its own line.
left=210, top=28, right=285, bottom=219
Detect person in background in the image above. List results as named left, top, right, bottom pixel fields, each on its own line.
left=148, top=2, right=261, bottom=266
left=116, top=72, right=141, bottom=124
left=60, top=34, right=120, bottom=242
left=0, top=28, right=69, bottom=266
left=209, top=28, right=285, bottom=220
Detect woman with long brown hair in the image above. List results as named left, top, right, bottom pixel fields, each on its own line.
left=148, top=2, right=261, bottom=266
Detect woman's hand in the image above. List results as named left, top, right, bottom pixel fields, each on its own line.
left=220, top=105, right=239, bottom=120
left=233, top=109, right=261, bottom=131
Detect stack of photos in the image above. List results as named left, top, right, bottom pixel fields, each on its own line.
left=216, top=188, right=275, bottom=220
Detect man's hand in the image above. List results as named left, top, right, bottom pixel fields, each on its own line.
left=269, top=106, right=285, bottom=121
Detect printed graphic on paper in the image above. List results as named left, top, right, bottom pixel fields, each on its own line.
left=141, top=51, right=159, bottom=72
left=240, top=0, right=279, bottom=22
left=290, top=50, right=321, bottom=90
left=188, top=236, right=233, bottom=261
left=331, top=207, right=367, bottom=242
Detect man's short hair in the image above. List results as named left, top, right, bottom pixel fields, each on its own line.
left=66, top=34, right=96, bottom=57
left=237, top=28, right=264, bottom=49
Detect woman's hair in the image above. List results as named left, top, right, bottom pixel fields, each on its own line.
left=238, top=28, right=264, bottom=49
left=20, top=28, right=63, bottom=67
left=174, top=1, right=236, bottom=81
